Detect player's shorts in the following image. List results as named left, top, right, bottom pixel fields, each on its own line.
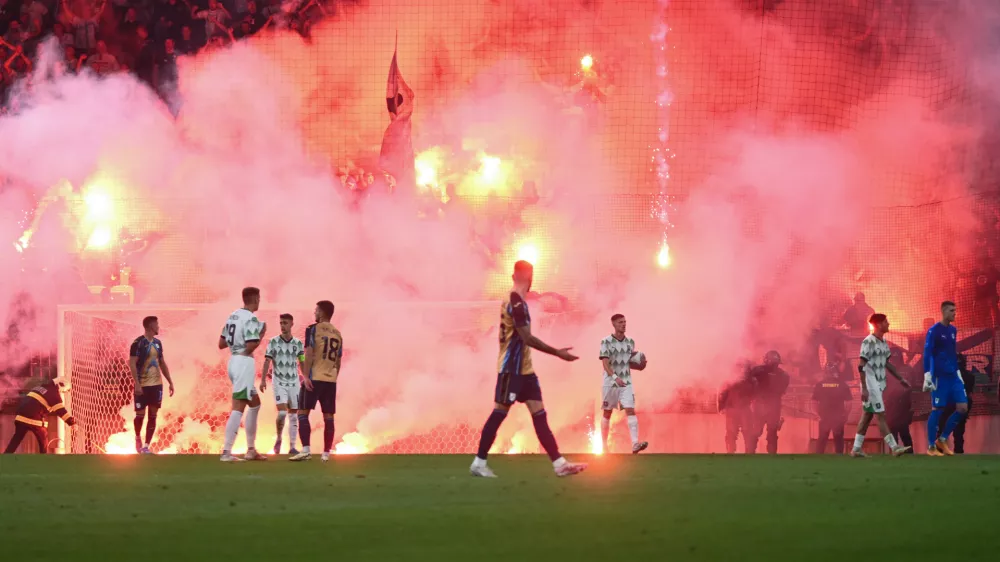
left=274, top=384, right=300, bottom=409
left=601, top=382, right=635, bottom=410
left=301, top=380, right=336, bottom=414
left=228, top=355, right=258, bottom=401
left=931, top=374, right=968, bottom=409
left=862, top=377, right=885, bottom=414
left=494, top=372, right=543, bottom=406
left=134, top=384, right=163, bottom=410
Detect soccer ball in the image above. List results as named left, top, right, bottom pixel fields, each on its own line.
left=630, top=351, right=646, bottom=368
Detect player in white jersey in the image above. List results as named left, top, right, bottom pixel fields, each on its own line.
left=217, top=286, right=268, bottom=462
left=599, top=314, right=648, bottom=454
left=260, top=313, right=306, bottom=456
left=850, top=313, right=912, bottom=457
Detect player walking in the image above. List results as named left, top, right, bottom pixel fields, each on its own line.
left=218, top=287, right=268, bottom=462
left=850, top=313, right=912, bottom=457
left=923, top=301, right=967, bottom=456
left=260, top=313, right=306, bottom=456
left=129, top=316, right=174, bottom=454
left=598, top=313, right=648, bottom=454
left=290, top=301, right=340, bottom=463
left=470, top=260, right=588, bottom=478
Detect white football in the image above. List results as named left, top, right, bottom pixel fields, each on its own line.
left=630, top=351, right=646, bottom=366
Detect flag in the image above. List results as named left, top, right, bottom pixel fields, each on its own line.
left=379, top=36, right=415, bottom=191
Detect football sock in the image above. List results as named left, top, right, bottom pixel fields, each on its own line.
left=275, top=410, right=286, bottom=443
left=245, top=406, right=260, bottom=451
left=941, top=410, right=965, bottom=440
left=927, top=409, right=942, bottom=446
left=852, top=433, right=864, bottom=451
left=222, top=411, right=242, bottom=454
left=144, top=411, right=157, bottom=446
left=475, top=409, right=508, bottom=460
left=288, top=413, right=299, bottom=450
left=133, top=412, right=144, bottom=437
left=600, top=416, right=610, bottom=449
left=298, top=414, right=311, bottom=448
left=531, top=409, right=561, bottom=462
left=627, top=415, right=639, bottom=446
left=883, top=434, right=899, bottom=450
left=323, top=417, right=335, bottom=453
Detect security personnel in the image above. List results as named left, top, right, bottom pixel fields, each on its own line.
left=812, top=367, right=852, bottom=454
left=4, top=377, right=75, bottom=454
left=750, top=350, right=789, bottom=454
left=720, top=362, right=757, bottom=454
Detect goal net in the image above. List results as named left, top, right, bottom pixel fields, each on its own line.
left=57, top=302, right=523, bottom=455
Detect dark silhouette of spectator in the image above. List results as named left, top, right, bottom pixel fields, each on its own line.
left=884, top=374, right=914, bottom=453
left=86, top=40, right=120, bottom=75
left=812, top=368, right=852, bottom=454
left=176, top=25, right=197, bottom=54
left=843, top=292, right=875, bottom=337
left=133, top=26, right=156, bottom=86
left=154, top=37, right=177, bottom=94
left=720, top=363, right=756, bottom=454
left=118, top=7, right=139, bottom=37
left=972, top=254, right=999, bottom=328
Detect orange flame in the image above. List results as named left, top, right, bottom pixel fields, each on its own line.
left=334, top=432, right=369, bottom=455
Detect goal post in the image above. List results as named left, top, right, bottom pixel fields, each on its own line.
left=56, top=302, right=501, bottom=455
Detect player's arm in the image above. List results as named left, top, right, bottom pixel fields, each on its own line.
left=511, top=297, right=576, bottom=361
left=48, top=389, right=76, bottom=427
left=218, top=324, right=228, bottom=350
left=301, top=327, right=315, bottom=390
left=857, top=357, right=869, bottom=401
left=885, top=361, right=910, bottom=387
left=260, top=355, right=272, bottom=392
left=160, top=353, right=175, bottom=397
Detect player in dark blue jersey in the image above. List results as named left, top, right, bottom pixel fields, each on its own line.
left=923, top=301, right=967, bottom=456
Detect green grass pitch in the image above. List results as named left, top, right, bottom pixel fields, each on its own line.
left=1, top=454, right=999, bottom=561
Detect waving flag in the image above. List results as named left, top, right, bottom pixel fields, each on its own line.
left=379, top=36, right=415, bottom=191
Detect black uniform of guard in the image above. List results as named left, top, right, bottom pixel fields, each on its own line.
left=812, top=370, right=852, bottom=454
left=884, top=375, right=914, bottom=453
left=750, top=351, right=789, bottom=455
left=720, top=363, right=757, bottom=454
left=3, top=379, right=75, bottom=454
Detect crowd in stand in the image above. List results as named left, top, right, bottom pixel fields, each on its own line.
left=0, top=0, right=334, bottom=102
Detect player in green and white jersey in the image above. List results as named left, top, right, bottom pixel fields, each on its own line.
left=261, top=313, right=307, bottom=456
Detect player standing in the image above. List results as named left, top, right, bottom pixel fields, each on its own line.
left=923, top=301, right=967, bottom=456
left=260, top=313, right=306, bottom=455
left=290, top=300, right=340, bottom=462
left=218, top=287, right=268, bottom=462
left=850, top=313, right=912, bottom=457
left=470, top=260, right=588, bottom=478
left=129, top=316, right=175, bottom=454
left=598, top=313, right=648, bottom=454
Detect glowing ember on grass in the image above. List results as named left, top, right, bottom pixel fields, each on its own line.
left=334, top=432, right=369, bottom=455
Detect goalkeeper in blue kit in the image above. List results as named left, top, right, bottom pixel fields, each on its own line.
left=923, top=301, right=967, bottom=456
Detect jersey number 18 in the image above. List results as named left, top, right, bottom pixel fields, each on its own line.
left=321, top=336, right=340, bottom=361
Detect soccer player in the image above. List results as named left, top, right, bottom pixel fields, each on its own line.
left=598, top=313, right=648, bottom=453
left=129, top=316, right=175, bottom=454
left=3, top=377, right=75, bottom=454
left=470, top=260, right=588, bottom=478
left=260, top=313, right=306, bottom=455
left=850, top=313, right=912, bottom=457
left=218, top=286, right=268, bottom=462
left=290, top=300, right=340, bottom=462
left=923, top=301, right=967, bottom=456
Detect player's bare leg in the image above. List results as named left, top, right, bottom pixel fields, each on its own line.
left=850, top=411, right=873, bottom=457
left=600, top=409, right=612, bottom=452
left=221, top=398, right=249, bottom=462
left=875, top=413, right=910, bottom=456
left=274, top=403, right=288, bottom=455
left=243, top=394, right=267, bottom=461
left=142, top=404, right=159, bottom=454
left=526, top=399, right=587, bottom=477
left=470, top=402, right=509, bottom=477
left=624, top=407, right=648, bottom=454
